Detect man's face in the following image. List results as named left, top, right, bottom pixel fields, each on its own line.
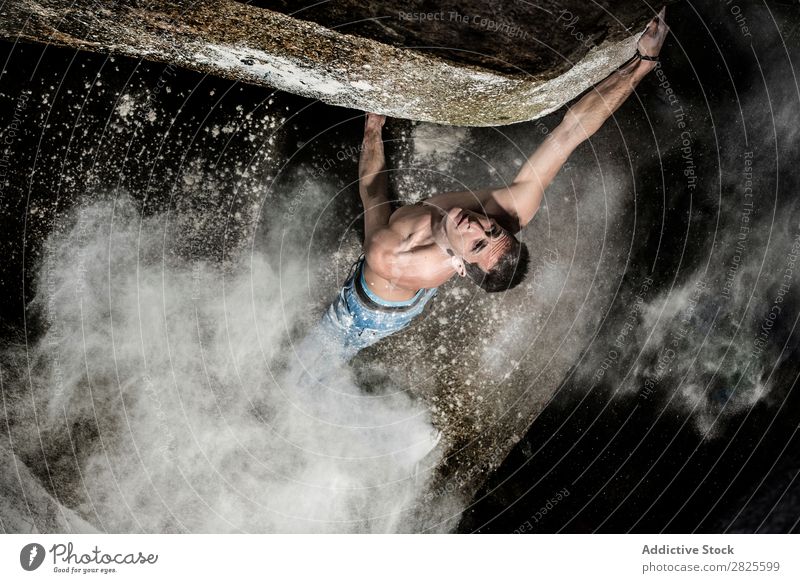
left=444, top=207, right=512, bottom=272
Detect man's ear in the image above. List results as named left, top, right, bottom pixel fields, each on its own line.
left=450, top=255, right=466, bottom=277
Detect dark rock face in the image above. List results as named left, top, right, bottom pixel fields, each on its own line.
left=251, top=0, right=660, bottom=75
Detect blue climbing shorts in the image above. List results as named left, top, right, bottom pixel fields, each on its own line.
left=315, top=255, right=438, bottom=361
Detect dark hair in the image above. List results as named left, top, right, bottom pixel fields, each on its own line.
left=463, top=236, right=530, bottom=293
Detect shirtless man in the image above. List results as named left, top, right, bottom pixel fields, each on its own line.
left=315, top=9, right=669, bottom=362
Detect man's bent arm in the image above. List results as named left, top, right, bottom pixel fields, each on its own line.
left=359, top=113, right=391, bottom=241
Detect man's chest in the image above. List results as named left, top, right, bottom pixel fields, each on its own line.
left=387, top=205, right=434, bottom=245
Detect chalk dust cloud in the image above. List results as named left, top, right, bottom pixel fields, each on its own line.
left=2, top=192, right=442, bottom=533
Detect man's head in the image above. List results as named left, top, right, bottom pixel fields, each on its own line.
left=443, top=208, right=530, bottom=292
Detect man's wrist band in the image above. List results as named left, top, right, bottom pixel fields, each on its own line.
left=617, top=48, right=660, bottom=71
left=636, top=49, right=660, bottom=62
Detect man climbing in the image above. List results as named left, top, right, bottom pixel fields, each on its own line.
left=315, top=8, right=669, bottom=362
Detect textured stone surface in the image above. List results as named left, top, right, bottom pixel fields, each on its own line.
left=0, top=0, right=665, bottom=125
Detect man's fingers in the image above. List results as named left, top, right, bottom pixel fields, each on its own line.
left=647, top=6, right=666, bottom=34
left=364, top=113, right=386, bottom=131
left=644, top=10, right=663, bottom=37
left=657, top=17, right=670, bottom=40
left=646, top=7, right=668, bottom=44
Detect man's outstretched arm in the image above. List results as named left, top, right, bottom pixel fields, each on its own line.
left=359, top=113, right=391, bottom=241
left=420, top=9, right=669, bottom=232
left=482, top=8, right=670, bottom=231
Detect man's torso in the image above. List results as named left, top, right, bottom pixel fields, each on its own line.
left=361, top=200, right=453, bottom=302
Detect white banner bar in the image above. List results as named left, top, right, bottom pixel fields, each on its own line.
left=1, top=534, right=797, bottom=582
